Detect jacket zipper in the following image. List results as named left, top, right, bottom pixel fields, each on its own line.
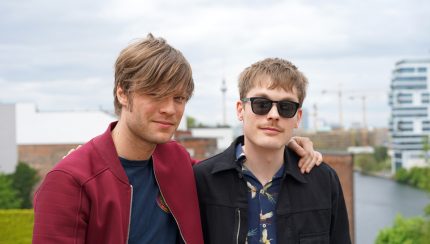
left=126, top=185, right=133, bottom=244
left=152, top=166, right=187, bottom=244
left=236, top=208, right=241, bottom=244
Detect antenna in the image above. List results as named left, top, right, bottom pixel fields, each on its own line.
left=221, top=78, right=227, bottom=126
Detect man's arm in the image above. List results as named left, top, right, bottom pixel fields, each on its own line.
left=288, top=136, right=323, bottom=173
left=33, top=171, right=87, bottom=243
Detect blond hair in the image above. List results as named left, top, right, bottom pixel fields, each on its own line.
left=238, top=58, right=308, bottom=106
left=113, top=33, right=194, bottom=115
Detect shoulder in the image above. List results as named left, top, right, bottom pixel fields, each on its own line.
left=317, top=162, right=340, bottom=179
left=195, top=137, right=239, bottom=171
left=50, top=138, right=107, bottom=184
left=153, top=140, right=194, bottom=168
left=193, top=150, right=234, bottom=182
left=303, top=162, right=342, bottom=191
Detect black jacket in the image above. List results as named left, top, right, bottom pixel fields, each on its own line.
left=193, top=136, right=351, bottom=244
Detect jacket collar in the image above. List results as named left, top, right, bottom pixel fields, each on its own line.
left=211, top=135, right=307, bottom=184
left=211, top=136, right=245, bottom=174
left=92, top=121, right=130, bottom=185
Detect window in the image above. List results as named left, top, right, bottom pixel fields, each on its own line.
left=395, top=68, right=415, bottom=73
left=397, top=121, right=413, bottom=131
left=392, top=76, right=427, bottom=82
left=417, top=67, right=427, bottom=73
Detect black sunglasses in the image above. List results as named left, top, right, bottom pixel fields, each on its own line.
left=241, top=97, right=300, bottom=118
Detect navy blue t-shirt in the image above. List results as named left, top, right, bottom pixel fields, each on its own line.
left=120, top=157, right=178, bottom=244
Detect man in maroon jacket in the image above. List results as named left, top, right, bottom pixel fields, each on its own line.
left=32, top=34, right=321, bottom=244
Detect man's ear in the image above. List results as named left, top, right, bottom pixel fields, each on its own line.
left=294, top=108, right=303, bottom=128
left=236, top=100, right=244, bottom=121
left=116, top=86, right=129, bottom=108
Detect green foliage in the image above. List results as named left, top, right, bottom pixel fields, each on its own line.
left=376, top=214, right=428, bottom=244
left=10, top=162, right=40, bottom=208
left=394, top=168, right=409, bottom=183
left=374, top=146, right=388, bottom=162
left=387, top=167, right=430, bottom=244
left=0, top=209, right=34, bottom=244
left=186, top=116, right=196, bottom=128
left=355, top=154, right=376, bottom=171
left=0, top=174, right=22, bottom=209
left=394, top=167, right=430, bottom=191
left=425, top=204, right=430, bottom=217
left=354, top=152, right=390, bottom=173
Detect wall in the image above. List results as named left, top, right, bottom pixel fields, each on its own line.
left=324, top=152, right=355, bottom=243
left=18, top=144, right=80, bottom=178
left=0, top=104, right=17, bottom=173
left=176, top=137, right=218, bottom=161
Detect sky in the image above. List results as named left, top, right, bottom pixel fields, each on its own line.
left=1, top=0, right=429, bottom=129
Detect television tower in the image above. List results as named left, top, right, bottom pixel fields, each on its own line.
left=221, top=78, right=227, bottom=125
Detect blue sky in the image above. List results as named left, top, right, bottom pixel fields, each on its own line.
left=1, top=0, right=429, bottom=129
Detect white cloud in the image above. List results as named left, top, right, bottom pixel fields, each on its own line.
left=1, top=0, right=429, bottom=128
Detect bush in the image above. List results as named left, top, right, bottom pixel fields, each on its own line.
left=394, top=168, right=409, bottom=183
left=0, top=209, right=34, bottom=244
left=0, top=174, right=21, bottom=209
left=376, top=214, right=427, bottom=244
left=374, top=146, right=388, bottom=162
left=354, top=153, right=390, bottom=172
left=395, top=167, right=430, bottom=191
left=10, top=162, right=40, bottom=208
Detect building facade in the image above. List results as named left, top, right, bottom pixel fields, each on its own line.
left=389, top=59, right=430, bottom=172
left=0, top=103, right=117, bottom=175
left=0, top=104, right=17, bottom=173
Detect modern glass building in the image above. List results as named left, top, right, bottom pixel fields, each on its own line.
left=389, top=59, right=430, bottom=172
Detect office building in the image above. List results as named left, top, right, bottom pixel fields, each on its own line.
left=389, top=59, right=430, bottom=172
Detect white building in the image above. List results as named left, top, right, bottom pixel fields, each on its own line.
left=0, top=103, right=117, bottom=173
left=389, top=59, right=430, bottom=172
left=190, top=127, right=234, bottom=152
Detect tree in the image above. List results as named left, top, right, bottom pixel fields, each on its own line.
left=0, top=174, right=21, bottom=209
left=380, top=167, right=430, bottom=244
left=10, top=162, right=40, bottom=208
left=354, top=154, right=377, bottom=172
left=374, top=146, right=388, bottom=162
left=186, top=116, right=197, bottom=128
left=376, top=214, right=427, bottom=244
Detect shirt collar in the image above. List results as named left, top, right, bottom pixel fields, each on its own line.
left=235, top=143, right=285, bottom=180
left=210, top=136, right=308, bottom=184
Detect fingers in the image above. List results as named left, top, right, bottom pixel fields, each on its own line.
left=288, top=138, right=307, bottom=158
left=315, top=151, right=323, bottom=166
left=288, top=136, right=323, bottom=174
left=298, top=151, right=323, bottom=174
left=62, top=145, right=82, bottom=159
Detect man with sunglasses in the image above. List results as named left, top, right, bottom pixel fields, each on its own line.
left=194, top=58, right=351, bottom=243
left=32, top=35, right=323, bottom=244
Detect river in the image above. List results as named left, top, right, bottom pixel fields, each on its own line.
left=355, top=171, right=430, bottom=244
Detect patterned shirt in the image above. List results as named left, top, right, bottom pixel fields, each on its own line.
left=236, top=145, right=285, bottom=244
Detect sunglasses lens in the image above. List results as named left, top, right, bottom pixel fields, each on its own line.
left=248, top=97, right=299, bottom=118
left=278, top=101, right=298, bottom=118
left=251, top=98, right=272, bottom=115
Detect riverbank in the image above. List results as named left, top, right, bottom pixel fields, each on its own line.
left=354, top=168, right=394, bottom=179
left=354, top=172, right=429, bottom=244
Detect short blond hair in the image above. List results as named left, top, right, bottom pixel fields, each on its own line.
left=238, top=58, right=308, bottom=106
left=113, top=33, right=194, bottom=115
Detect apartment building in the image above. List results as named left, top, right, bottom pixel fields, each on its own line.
left=389, top=59, right=430, bottom=172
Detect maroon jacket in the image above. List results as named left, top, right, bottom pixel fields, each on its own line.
left=32, top=122, right=203, bottom=244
